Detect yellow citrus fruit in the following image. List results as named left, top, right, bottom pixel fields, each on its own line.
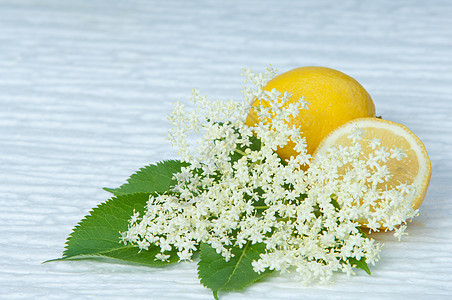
left=313, top=118, right=432, bottom=210
left=246, top=66, right=376, bottom=159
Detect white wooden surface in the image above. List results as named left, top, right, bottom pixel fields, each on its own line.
left=1, top=0, right=451, bottom=299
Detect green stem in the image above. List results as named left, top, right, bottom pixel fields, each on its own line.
left=276, top=217, right=289, bottom=222
left=249, top=160, right=262, bottom=166
left=254, top=206, right=269, bottom=210
left=234, top=148, right=247, bottom=156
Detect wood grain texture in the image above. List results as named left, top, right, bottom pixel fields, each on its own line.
left=1, top=0, right=451, bottom=298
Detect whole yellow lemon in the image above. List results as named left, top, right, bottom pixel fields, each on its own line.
left=246, top=66, right=376, bottom=159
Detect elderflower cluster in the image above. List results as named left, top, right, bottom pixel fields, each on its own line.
left=120, top=67, right=418, bottom=284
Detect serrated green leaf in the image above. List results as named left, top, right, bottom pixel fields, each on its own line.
left=349, top=256, right=371, bottom=275
left=197, top=242, right=272, bottom=297
left=62, top=193, right=178, bottom=265
left=104, top=160, right=189, bottom=196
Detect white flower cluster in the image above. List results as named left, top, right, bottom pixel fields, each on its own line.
left=120, top=67, right=418, bottom=284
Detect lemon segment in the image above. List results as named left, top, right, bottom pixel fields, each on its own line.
left=313, top=118, right=432, bottom=210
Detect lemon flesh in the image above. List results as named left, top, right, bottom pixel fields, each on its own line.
left=313, top=118, right=432, bottom=210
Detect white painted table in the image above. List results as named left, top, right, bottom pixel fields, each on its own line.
left=1, top=0, right=451, bottom=298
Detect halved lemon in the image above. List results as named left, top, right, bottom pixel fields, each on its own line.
left=312, top=118, right=431, bottom=210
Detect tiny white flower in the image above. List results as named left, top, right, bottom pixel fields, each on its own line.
left=374, top=146, right=390, bottom=162
left=130, top=210, right=140, bottom=225
left=252, top=259, right=267, bottom=273
left=369, top=138, right=381, bottom=150
left=390, top=146, right=408, bottom=161
left=155, top=253, right=171, bottom=262
left=298, top=96, right=309, bottom=110
left=347, top=127, right=364, bottom=143
left=394, top=225, right=408, bottom=241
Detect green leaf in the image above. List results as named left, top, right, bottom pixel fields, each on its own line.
left=349, top=256, right=371, bottom=275
left=197, top=242, right=272, bottom=298
left=357, top=227, right=368, bottom=238
left=104, top=160, right=189, bottom=196
left=330, top=198, right=341, bottom=211
left=61, top=193, right=178, bottom=265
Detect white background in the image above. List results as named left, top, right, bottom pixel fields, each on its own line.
left=1, top=0, right=451, bottom=299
